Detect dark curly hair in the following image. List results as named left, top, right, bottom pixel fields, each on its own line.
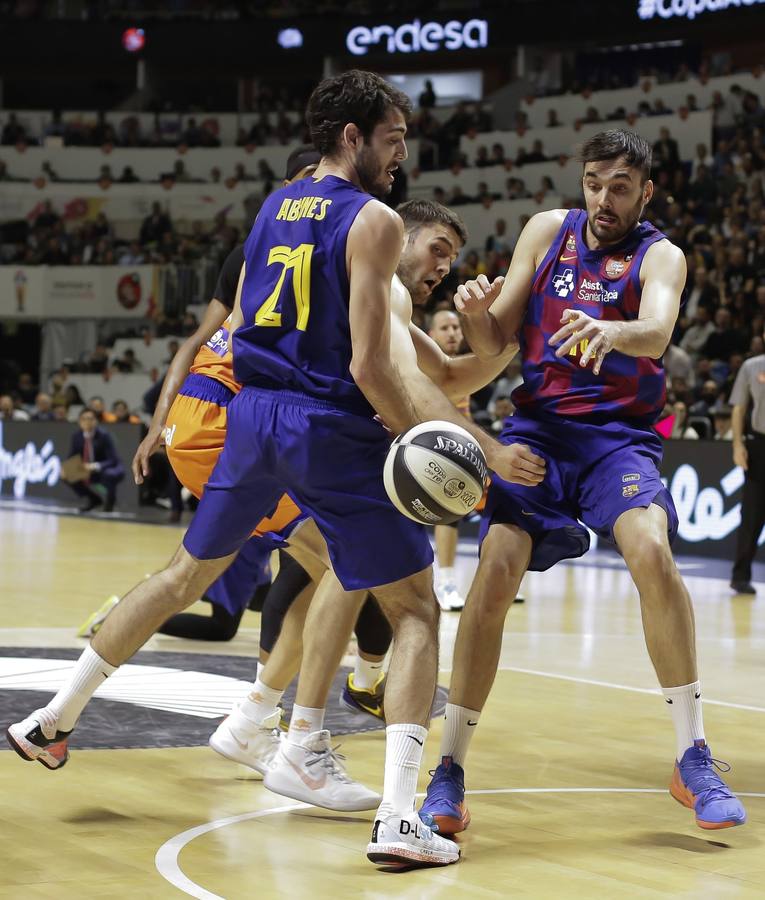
left=578, top=129, right=653, bottom=183
left=397, top=199, right=468, bottom=247
left=306, top=70, right=413, bottom=158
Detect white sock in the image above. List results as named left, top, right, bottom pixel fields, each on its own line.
left=238, top=678, right=284, bottom=726
left=47, top=645, right=117, bottom=732
left=353, top=655, right=384, bottom=690
left=380, top=723, right=427, bottom=815
left=662, top=681, right=705, bottom=760
left=439, top=566, right=455, bottom=586
left=287, top=704, right=325, bottom=745
left=255, top=661, right=263, bottom=681
left=439, top=702, right=481, bottom=767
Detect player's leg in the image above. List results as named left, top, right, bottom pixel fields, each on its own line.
left=6, top=544, right=237, bottom=770
left=341, top=595, right=391, bottom=719
left=434, top=521, right=464, bottom=610
left=614, top=504, right=746, bottom=829
left=420, top=522, right=531, bottom=835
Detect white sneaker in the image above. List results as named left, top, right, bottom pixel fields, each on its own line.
left=6, top=707, right=71, bottom=770
left=208, top=707, right=281, bottom=776
left=366, top=810, right=460, bottom=868
left=436, top=581, right=465, bottom=611
left=263, top=729, right=381, bottom=811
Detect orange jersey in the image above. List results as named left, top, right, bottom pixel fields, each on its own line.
left=189, top=315, right=240, bottom=395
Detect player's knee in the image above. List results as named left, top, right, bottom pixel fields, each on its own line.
left=625, top=532, right=676, bottom=584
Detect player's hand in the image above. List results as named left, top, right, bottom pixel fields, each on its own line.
left=132, top=426, right=163, bottom=484
left=549, top=309, right=622, bottom=375
left=454, top=275, right=505, bottom=318
left=733, top=440, right=748, bottom=471
left=487, top=442, right=546, bottom=486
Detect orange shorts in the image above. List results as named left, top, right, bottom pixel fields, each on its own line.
left=164, top=390, right=301, bottom=537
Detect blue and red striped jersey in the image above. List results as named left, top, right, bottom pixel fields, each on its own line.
left=512, top=208, right=668, bottom=425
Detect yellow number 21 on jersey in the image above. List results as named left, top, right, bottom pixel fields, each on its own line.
left=254, top=243, right=314, bottom=331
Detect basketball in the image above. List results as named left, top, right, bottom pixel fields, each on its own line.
left=383, top=420, right=487, bottom=525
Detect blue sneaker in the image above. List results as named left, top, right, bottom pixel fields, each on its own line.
left=670, top=740, right=747, bottom=830
left=419, top=756, right=471, bottom=835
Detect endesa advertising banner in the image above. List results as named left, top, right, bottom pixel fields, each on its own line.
left=0, top=421, right=143, bottom=511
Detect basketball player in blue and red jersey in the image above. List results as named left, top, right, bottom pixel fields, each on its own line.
left=8, top=71, right=542, bottom=870
left=421, top=130, right=746, bottom=835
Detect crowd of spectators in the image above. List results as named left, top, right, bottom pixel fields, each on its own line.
left=2, top=200, right=243, bottom=270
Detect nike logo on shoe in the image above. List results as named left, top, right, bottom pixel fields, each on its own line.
left=467, top=720, right=478, bottom=726
left=665, top=698, right=673, bottom=704
left=408, top=735, right=424, bottom=746
left=695, top=692, right=701, bottom=699
left=286, top=756, right=327, bottom=790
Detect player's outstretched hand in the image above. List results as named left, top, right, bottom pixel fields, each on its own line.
left=132, top=426, right=163, bottom=485
left=549, top=308, right=621, bottom=375
left=454, top=274, right=505, bottom=317
left=488, top=442, right=546, bottom=486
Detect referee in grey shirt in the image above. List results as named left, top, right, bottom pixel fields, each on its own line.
left=729, top=348, right=765, bottom=593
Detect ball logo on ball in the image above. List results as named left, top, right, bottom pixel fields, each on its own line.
left=383, top=421, right=487, bottom=525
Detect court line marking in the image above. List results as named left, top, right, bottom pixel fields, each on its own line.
left=488, top=666, right=765, bottom=714
left=154, top=788, right=765, bottom=899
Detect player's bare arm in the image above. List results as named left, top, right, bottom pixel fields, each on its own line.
left=131, top=297, right=231, bottom=484
left=549, top=240, right=686, bottom=375
left=389, top=285, right=544, bottom=487
left=456, top=210, right=565, bottom=358
left=409, top=321, right=518, bottom=401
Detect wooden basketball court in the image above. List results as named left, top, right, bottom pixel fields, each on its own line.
left=1, top=505, right=763, bottom=898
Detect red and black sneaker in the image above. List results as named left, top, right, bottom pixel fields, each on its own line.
left=6, top=708, right=72, bottom=770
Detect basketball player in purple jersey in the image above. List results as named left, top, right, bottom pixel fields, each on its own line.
left=7, top=71, right=543, bottom=871
left=421, top=130, right=746, bottom=835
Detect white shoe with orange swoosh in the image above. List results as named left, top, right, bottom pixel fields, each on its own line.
left=263, top=729, right=381, bottom=811
left=208, top=707, right=281, bottom=776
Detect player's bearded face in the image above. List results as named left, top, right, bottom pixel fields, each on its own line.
left=355, top=144, right=394, bottom=197
left=583, top=158, right=652, bottom=246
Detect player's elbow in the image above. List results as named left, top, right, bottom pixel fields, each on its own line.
left=350, top=354, right=383, bottom=389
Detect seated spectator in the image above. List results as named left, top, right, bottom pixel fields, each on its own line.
left=86, top=344, right=110, bottom=374
left=31, top=393, right=55, bottom=421
left=105, top=399, right=141, bottom=424
left=140, top=202, right=173, bottom=245
left=517, top=142, right=548, bottom=165
left=506, top=177, right=530, bottom=200
left=209, top=166, right=222, bottom=184
left=475, top=146, right=491, bottom=168
left=653, top=127, right=680, bottom=175
left=652, top=99, right=673, bottom=116
left=485, top=218, right=513, bottom=256
left=584, top=106, right=601, bottom=124
left=233, top=162, right=256, bottom=183
left=173, top=160, right=193, bottom=183
left=711, top=404, right=734, bottom=440
left=2, top=112, right=26, bottom=145
left=680, top=306, right=716, bottom=359
left=164, top=340, right=180, bottom=364
left=689, top=378, right=723, bottom=421
left=52, top=401, right=69, bottom=422
left=682, top=267, right=717, bottom=324
left=63, top=384, right=83, bottom=408
left=670, top=401, right=699, bottom=439
left=118, top=165, right=140, bottom=183
left=118, top=241, right=146, bottom=266
left=0, top=394, right=30, bottom=421
left=724, top=245, right=756, bottom=298
left=448, top=185, right=473, bottom=206
left=546, top=109, right=561, bottom=127
left=33, top=200, right=60, bottom=231
left=703, top=307, right=747, bottom=362
left=112, top=348, right=143, bottom=373
left=181, top=312, right=199, bottom=336
left=63, top=408, right=125, bottom=513
left=491, top=396, right=515, bottom=433
left=665, top=343, right=696, bottom=388
left=489, top=143, right=505, bottom=166
left=16, top=373, right=38, bottom=405
left=86, top=395, right=108, bottom=421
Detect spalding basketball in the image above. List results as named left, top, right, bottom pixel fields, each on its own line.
left=383, top=421, right=488, bottom=525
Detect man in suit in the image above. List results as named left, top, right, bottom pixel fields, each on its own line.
left=66, top=408, right=125, bottom=512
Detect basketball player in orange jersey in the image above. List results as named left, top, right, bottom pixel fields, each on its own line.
left=8, top=71, right=544, bottom=869
left=420, top=129, right=745, bottom=836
